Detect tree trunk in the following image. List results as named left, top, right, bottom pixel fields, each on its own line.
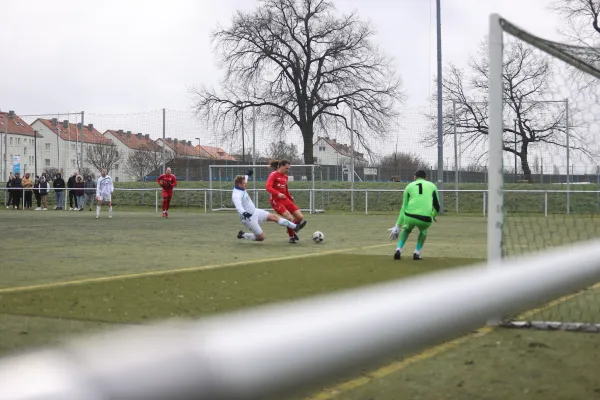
left=520, top=143, right=532, bottom=182
left=302, top=125, right=315, bottom=164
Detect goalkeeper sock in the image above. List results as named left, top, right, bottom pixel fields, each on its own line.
left=96, top=205, right=101, bottom=217
left=243, top=233, right=256, bottom=241
left=162, top=198, right=167, bottom=211
left=166, top=197, right=171, bottom=210
left=277, top=218, right=295, bottom=229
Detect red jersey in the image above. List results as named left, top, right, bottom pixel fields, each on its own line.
left=266, top=171, right=292, bottom=200
left=157, top=173, right=177, bottom=194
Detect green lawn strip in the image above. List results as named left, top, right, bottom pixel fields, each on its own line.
left=314, top=329, right=600, bottom=400
left=0, top=314, right=115, bottom=357
left=0, top=255, right=479, bottom=324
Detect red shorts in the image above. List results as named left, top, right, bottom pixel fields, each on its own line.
left=270, top=197, right=299, bottom=215
left=162, top=190, right=173, bottom=198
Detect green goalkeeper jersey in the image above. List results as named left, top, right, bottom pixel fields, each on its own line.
left=396, top=178, right=440, bottom=226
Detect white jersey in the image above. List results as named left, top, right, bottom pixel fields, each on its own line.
left=96, top=175, right=114, bottom=198
left=232, top=186, right=256, bottom=215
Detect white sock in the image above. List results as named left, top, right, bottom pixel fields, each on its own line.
left=243, top=233, right=256, bottom=241
left=414, top=249, right=421, bottom=255
left=96, top=205, right=101, bottom=216
left=396, top=247, right=402, bottom=252
left=276, top=218, right=296, bottom=229
left=109, top=206, right=113, bottom=216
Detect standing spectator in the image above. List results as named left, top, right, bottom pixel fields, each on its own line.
left=75, top=175, right=85, bottom=211
left=67, top=172, right=78, bottom=210
left=82, top=174, right=96, bottom=211
left=21, top=172, right=34, bottom=210
left=5, top=175, right=13, bottom=208
left=38, top=174, right=50, bottom=210
left=53, top=173, right=65, bottom=210
left=33, top=175, right=42, bottom=210
left=11, top=172, right=23, bottom=209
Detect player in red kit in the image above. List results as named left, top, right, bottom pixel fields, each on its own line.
left=266, top=159, right=306, bottom=243
left=157, top=167, right=177, bottom=218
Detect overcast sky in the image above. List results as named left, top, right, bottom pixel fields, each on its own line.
left=1, top=0, right=562, bottom=114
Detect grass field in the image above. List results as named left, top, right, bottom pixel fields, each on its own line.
left=1, top=208, right=600, bottom=399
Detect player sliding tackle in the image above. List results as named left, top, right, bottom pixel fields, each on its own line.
left=388, top=170, right=440, bottom=260
left=233, top=170, right=307, bottom=242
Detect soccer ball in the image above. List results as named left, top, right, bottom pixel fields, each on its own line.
left=312, top=231, right=324, bottom=243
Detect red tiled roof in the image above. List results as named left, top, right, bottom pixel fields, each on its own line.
left=35, top=119, right=113, bottom=145
left=0, top=112, right=37, bottom=136
left=106, top=130, right=161, bottom=151
left=161, top=138, right=201, bottom=157
left=317, top=136, right=367, bottom=162
left=198, top=145, right=237, bottom=161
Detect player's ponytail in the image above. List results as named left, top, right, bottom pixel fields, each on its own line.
left=269, top=160, right=279, bottom=170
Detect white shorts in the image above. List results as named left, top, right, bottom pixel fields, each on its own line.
left=97, top=194, right=112, bottom=203
left=241, top=208, right=269, bottom=235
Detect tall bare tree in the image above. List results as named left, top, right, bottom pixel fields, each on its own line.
left=85, top=143, right=123, bottom=175
left=193, top=0, right=403, bottom=164
left=426, top=38, right=594, bottom=182
left=550, top=0, right=600, bottom=44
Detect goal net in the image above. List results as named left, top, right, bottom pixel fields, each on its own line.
left=488, top=15, right=600, bottom=331
left=208, top=164, right=323, bottom=213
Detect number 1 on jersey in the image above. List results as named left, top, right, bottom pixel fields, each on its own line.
left=417, top=183, right=423, bottom=194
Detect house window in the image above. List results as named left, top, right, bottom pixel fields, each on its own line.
left=45, top=143, right=50, bottom=151
left=114, top=164, right=119, bottom=171
left=24, top=147, right=27, bottom=156
left=45, top=159, right=50, bottom=167
left=17, top=138, right=21, bottom=146
left=71, top=159, right=76, bottom=166
left=314, top=157, right=318, bottom=163
left=319, top=146, right=326, bottom=151
left=71, top=143, right=76, bottom=151
left=9, top=137, right=12, bottom=146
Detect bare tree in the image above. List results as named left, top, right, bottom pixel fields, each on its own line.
left=377, top=152, right=427, bottom=170
left=85, top=143, right=123, bottom=175
left=125, top=148, right=163, bottom=182
left=265, top=140, right=302, bottom=163
left=550, top=0, right=600, bottom=45
left=193, top=0, right=403, bottom=164
left=426, top=38, right=594, bottom=182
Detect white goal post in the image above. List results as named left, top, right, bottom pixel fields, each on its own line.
left=208, top=164, right=323, bottom=214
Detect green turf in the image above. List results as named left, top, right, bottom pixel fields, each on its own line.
left=1, top=210, right=600, bottom=399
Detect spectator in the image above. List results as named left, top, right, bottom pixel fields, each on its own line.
left=5, top=175, right=13, bottom=208
left=33, top=175, right=42, bottom=210
left=67, top=172, right=78, bottom=211
left=53, top=173, right=65, bottom=210
left=38, top=174, right=50, bottom=210
left=11, top=172, right=22, bottom=209
left=75, top=175, right=85, bottom=211
left=83, top=174, right=96, bottom=211
left=21, top=172, right=34, bottom=210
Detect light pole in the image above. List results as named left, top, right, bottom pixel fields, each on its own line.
left=195, top=137, right=201, bottom=180
left=236, top=101, right=245, bottom=164
left=513, top=119, right=517, bottom=183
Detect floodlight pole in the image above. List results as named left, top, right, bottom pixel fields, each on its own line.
left=453, top=101, right=458, bottom=213
left=436, top=0, right=444, bottom=211
left=565, top=98, right=570, bottom=214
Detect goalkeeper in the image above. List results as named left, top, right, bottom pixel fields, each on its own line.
left=388, top=170, right=440, bottom=260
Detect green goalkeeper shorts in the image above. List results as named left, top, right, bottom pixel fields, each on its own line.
left=402, top=215, right=432, bottom=233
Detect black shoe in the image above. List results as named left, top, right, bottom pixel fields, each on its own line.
left=294, top=220, right=307, bottom=232
left=237, top=230, right=245, bottom=239
left=289, top=237, right=297, bottom=244
left=394, top=250, right=401, bottom=260
left=293, top=233, right=299, bottom=241
left=413, top=253, right=422, bottom=260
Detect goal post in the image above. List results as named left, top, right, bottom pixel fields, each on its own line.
left=208, top=164, right=323, bottom=214
left=488, top=15, right=600, bottom=331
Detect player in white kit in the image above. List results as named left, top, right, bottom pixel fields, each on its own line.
left=96, top=168, right=114, bottom=219
left=232, top=171, right=307, bottom=242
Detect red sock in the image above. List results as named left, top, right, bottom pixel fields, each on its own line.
left=166, top=197, right=171, bottom=210
left=288, top=218, right=301, bottom=237
left=162, top=198, right=167, bottom=211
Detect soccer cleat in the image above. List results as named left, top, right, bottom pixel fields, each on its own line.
left=393, top=250, right=401, bottom=260
left=293, top=220, right=307, bottom=232
left=293, top=233, right=299, bottom=241
left=162, top=211, right=166, bottom=218
left=413, top=253, right=422, bottom=260
left=95, top=215, right=99, bottom=219
left=289, top=237, right=297, bottom=244
left=237, top=230, right=245, bottom=239
left=108, top=215, right=112, bottom=219
left=164, top=211, right=168, bottom=219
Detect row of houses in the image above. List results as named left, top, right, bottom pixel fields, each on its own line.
left=0, top=110, right=368, bottom=182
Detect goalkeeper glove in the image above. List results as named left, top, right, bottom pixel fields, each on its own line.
left=388, top=225, right=400, bottom=241
left=242, top=212, right=252, bottom=220
left=246, top=169, right=253, bottom=177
